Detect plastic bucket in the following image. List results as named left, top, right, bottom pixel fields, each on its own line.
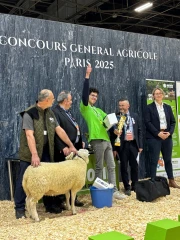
left=90, top=186, right=113, bottom=208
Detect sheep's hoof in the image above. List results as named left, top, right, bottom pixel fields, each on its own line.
left=32, top=216, right=40, bottom=222
left=72, top=212, right=77, bottom=215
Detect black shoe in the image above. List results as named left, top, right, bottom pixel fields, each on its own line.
left=131, top=186, right=136, bottom=192
left=124, top=189, right=131, bottom=196
left=15, top=210, right=26, bottom=219
left=59, top=203, right=66, bottom=210
left=45, top=205, right=63, bottom=214
left=75, top=199, right=84, bottom=207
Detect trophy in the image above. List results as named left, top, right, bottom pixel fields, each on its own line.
left=114, top=114, right=126, bottom=146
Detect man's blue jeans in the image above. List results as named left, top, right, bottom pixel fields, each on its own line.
left=14, top=145, right=51, bottom=211
left=14, top=161, right=30, bottom=210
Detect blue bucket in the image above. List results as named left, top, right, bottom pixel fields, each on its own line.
left=90, top=186, right=113, bottom=208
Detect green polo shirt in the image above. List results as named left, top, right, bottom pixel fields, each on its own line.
left=80, top=101, right=110, bottom=142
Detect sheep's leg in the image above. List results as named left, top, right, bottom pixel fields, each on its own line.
left=65, top=191, right=71, bottom=210
left=30, top=199, right=39, bottom=222
left=26, top=196, right=31, bottom=217
left=71, top=190, right=77, bottom=215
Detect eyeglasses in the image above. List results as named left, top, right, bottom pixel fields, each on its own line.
left=90, top=94, right=98, bottom=98
left=154, top=93, right=163, bottom=95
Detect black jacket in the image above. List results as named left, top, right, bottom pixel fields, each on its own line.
left=145, top=102, right=175, bottom=139
left=53, top=105, right=82, bottom=153
left=110, top=111, right=143, bottom=150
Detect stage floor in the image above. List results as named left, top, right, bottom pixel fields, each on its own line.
left=1, top=179, right=180, bottom=240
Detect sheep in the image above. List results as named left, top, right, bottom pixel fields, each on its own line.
left=22, top=149, right=89, bottom=221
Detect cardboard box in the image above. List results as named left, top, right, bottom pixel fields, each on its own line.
left=103, top=113, right=118, bottom=131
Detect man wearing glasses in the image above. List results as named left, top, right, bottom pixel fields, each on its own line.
left=80, top=65, right=126, bottom=200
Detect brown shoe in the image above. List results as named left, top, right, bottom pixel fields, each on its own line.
left=169, top=179, right=180, bottom=189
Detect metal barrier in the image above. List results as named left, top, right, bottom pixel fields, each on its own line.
left=6, top=158, right=20, bottom=201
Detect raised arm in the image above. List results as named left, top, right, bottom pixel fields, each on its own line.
left=82, top=64, right=92, bottom=106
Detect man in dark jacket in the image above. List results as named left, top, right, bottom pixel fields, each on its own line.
left=53, top=91, right=84, bottom=208
left=111, top=99, right=143, bottom=196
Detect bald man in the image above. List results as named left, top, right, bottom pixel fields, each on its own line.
left=110, top=99, right=143, bottom=196
left=14, top=89, right=77, bottom=219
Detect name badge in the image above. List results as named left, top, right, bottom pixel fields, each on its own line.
left=126, top=130, right=133, bottom=141
left=44, top=130, right=47, bottom=135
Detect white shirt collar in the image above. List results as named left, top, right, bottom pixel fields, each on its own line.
left=126, top=111, right=130, bottom=116
left=155, top=101, right=163, bottom=107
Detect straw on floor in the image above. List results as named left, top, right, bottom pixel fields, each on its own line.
left=0, top=178, right=180, bottom=240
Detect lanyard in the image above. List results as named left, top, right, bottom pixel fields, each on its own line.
left=125, top=116, right=131, bottom=130
left=65, top=110, right=80, bottom=138
left=65, top=111, right=79, bottom=129
left=91, top=106, right=103, bottom=124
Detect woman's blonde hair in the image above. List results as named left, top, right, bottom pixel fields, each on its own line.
left=152, top=87, right=165, bottom=100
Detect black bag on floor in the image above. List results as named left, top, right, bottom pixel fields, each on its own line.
left=135, top=176, right=170, bottom=202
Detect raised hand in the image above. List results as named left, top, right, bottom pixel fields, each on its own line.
left=85, top=64, right=92, bottom=78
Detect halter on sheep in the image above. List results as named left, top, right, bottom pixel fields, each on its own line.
left=22, top=149, right=89, bottom=221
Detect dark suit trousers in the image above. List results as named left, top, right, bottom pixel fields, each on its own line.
left=118, top=140, right=138, bottom=190
left=147, top=137, right=173, bottom=179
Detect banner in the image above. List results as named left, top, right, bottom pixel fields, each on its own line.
left=146, top=79, right=180, bottom=177
left=79, top=154, right=120, bottom=193
left=176, top=82, right=180, bottom=146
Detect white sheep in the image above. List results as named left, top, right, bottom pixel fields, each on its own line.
left=22, top=149, right=89, bottom=221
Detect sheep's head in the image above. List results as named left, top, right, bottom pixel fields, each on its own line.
left=77, top=149, right=89, bottom=164
left=65, top=149, right=89, bottom=163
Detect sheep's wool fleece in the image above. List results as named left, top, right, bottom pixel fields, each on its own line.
left=23, top=160, right=87, bottom=200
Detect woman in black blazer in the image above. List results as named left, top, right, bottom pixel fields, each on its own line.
left=145, top=87, right=180, bottom=188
